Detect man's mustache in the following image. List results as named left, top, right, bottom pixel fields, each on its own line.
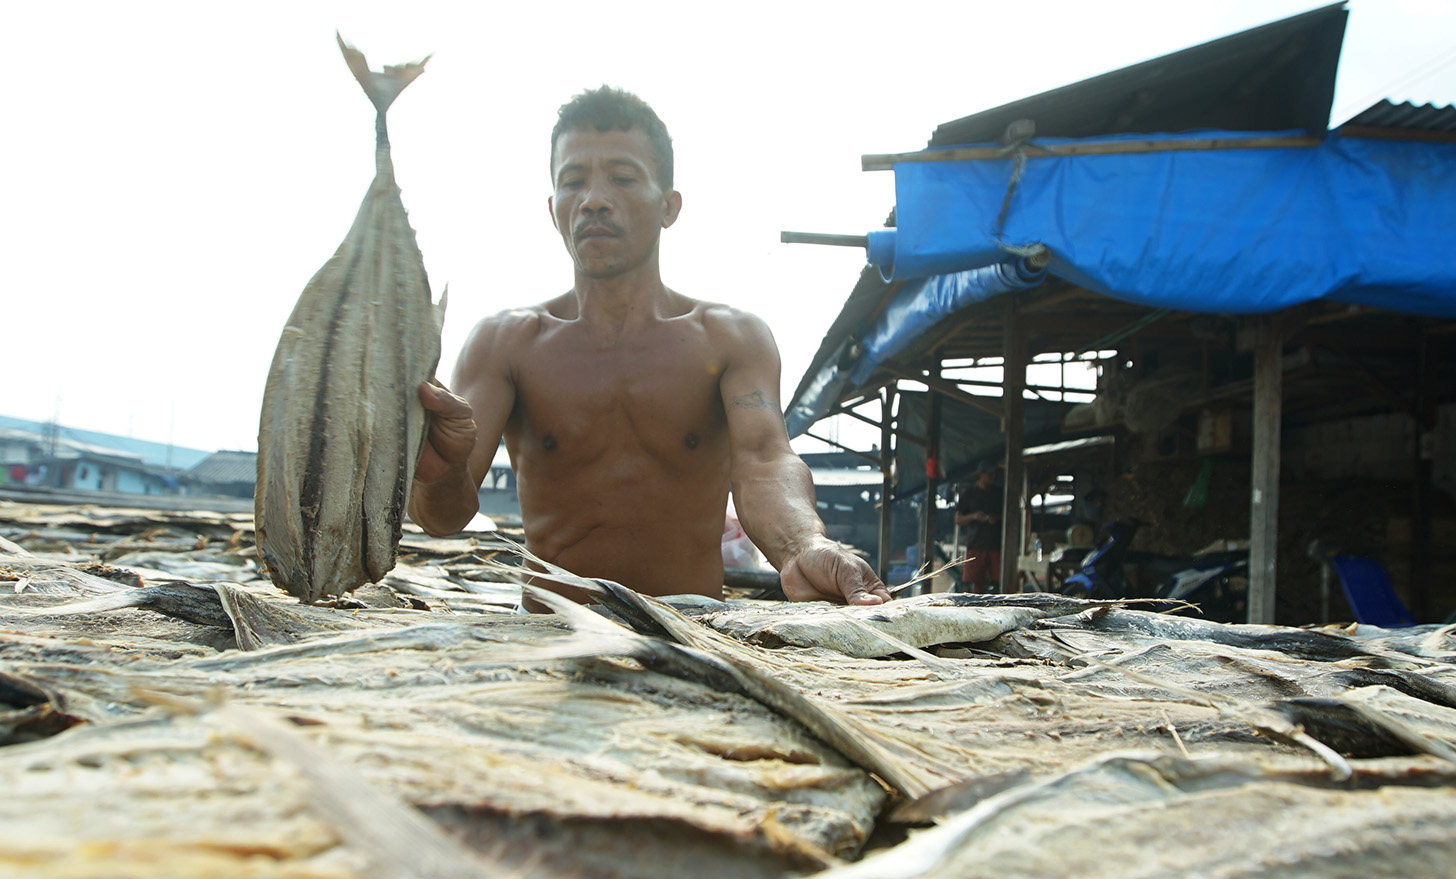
left=574, top=220, right=622, bottom=239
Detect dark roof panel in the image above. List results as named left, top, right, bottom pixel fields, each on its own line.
left=929, top=3, right=1347, bottom=146
left=1342, top=99, right=1456, bottom=133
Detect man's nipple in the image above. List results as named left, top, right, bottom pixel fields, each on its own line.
left=543, top=434, right=558, bottom=451
left=684, top=432, right=699, bottom=450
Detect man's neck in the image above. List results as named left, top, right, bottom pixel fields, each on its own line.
left=572, top=263, right=669, bottom=333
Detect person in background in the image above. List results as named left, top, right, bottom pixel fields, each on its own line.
left=955, top=460, right=1004, bottom=592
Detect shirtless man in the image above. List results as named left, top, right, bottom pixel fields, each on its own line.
left=407, top=86, right=889, bottom=612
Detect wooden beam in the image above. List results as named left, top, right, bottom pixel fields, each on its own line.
left=1248, top=316, right=1284, bottom=624
left=878, top=386, right=896, bottom=582
left=920, top=388, right=943, bottom=595
left=800, top=430, right=881, bottom=465
left=1000, top=297, right=1028, bottom=592
left=879, top=362, right=1005, bottom=418
left=829, top=403, right=888, bottom=432
left=863, top=135, right=1321, bottom=170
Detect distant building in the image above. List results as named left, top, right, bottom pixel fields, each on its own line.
left=186, top=450, right=258, bottom=499
left=0, top=427, right=181, bottom=495
left=0, top=415, right=210, bottom=470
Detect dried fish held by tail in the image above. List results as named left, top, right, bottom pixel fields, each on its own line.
left=256, top=36, right=446, bottom=603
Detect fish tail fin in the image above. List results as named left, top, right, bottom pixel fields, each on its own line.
left=336, top=32, right=431, bottom=116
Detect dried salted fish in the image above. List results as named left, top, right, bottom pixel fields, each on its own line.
left=512, top=566, right=967, bottom=799
left=13, top=506, right=1456, bottom=878
left=255, top=36, right=446, bottom=603
left=702, top=596, right=1054, bottom=659
left=810, top=752, right=1456, bottom=879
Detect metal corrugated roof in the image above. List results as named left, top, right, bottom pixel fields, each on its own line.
left=928, top=3, right=1347, bottom=146
left=789, top=5, right=1354, bottom=419
left=187, top=450, right=257, bottom=485
left=1342, top=100, right=1456, bottom=133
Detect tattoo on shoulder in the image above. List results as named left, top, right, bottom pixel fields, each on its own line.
left=732, top=390, right=775, bottom=410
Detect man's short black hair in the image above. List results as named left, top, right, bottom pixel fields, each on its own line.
left=551, top=86, right=674, bottom=190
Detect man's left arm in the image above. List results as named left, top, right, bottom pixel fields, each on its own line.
left=717, top=310, right=891, bottom=605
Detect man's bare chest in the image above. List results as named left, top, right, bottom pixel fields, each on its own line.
left=510, top=328, right=729, bottom=455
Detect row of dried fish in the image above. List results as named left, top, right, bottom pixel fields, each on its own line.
left=5, top=502, right=1456, bottom=877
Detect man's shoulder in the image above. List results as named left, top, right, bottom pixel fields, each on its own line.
left=691, top=298, right=773, bottom=340
left=470, top=298, right=563, bottom=340
left=455, top=300, right=561, bottom=372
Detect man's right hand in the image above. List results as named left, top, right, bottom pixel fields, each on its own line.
left=415, top=380, right=477, bottom=484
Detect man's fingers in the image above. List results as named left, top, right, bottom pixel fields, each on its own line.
left=844, top=568, right=890, bottom=605
left=845, top=587, right=886, bottom=606
left=419, top=381, right=460, bottom=412
left=418, top=381, right=446, bottom=411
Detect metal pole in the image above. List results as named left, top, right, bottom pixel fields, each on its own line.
left=779, top=231, right=870, bottom=248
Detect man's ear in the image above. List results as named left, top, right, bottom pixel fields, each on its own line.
left=547, top=195, right=559, bottom=231
left=662, top=190, right=682, bottom=229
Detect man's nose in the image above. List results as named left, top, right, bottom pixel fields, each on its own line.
left=580, top=179, right=611, bottom=215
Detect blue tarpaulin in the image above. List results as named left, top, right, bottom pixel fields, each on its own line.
left=871, top=131, right=1456, bottom=318
left=784, top=258, right=1045, bottom=438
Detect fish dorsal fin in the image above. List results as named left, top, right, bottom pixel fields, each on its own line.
left=336, top=32, right=431, bottom=116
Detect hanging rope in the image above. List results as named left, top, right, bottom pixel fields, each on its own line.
left=991, top=133, right=1046, bottom=260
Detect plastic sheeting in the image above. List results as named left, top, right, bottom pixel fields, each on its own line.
left=784, top=258, right=1045, bottom=438
left=873, top=132, right=1456, bottom=318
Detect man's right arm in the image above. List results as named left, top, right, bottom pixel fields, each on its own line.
left=408, top=316, right=518, bottom=537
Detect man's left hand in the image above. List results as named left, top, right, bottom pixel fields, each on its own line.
left=780, top=536, right=892, bottom=605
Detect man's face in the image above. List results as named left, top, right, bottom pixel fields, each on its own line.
left=548, top=126, right=681, bottom=279
left=977, top=470, right=995, bottom=489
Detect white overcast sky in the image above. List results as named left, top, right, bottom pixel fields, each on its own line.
left=4, top=0, right=1454, bottom=455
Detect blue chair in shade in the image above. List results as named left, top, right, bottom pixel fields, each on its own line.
left=1329, top=554, right=1418, bottom=628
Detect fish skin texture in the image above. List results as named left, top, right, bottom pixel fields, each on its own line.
left=256, top=37, right=445, bottom=603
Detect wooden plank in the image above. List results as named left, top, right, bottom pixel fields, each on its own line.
left=1000, top=297, right=1028, bottom=592
left=862, top=135, right=1322, bottom=171
left=1249, top=316, right=1284, bottom=625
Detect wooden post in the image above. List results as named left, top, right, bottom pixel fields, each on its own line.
left=1248, top=316, right=1283, bottom=625
left=1412, top=331, right=1437, bottom=620
left=919, top=389, right=943, bottom=594
left=878, top=386, right=896, bottom=582
left=1000, top=297, right=1027, bottom=592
